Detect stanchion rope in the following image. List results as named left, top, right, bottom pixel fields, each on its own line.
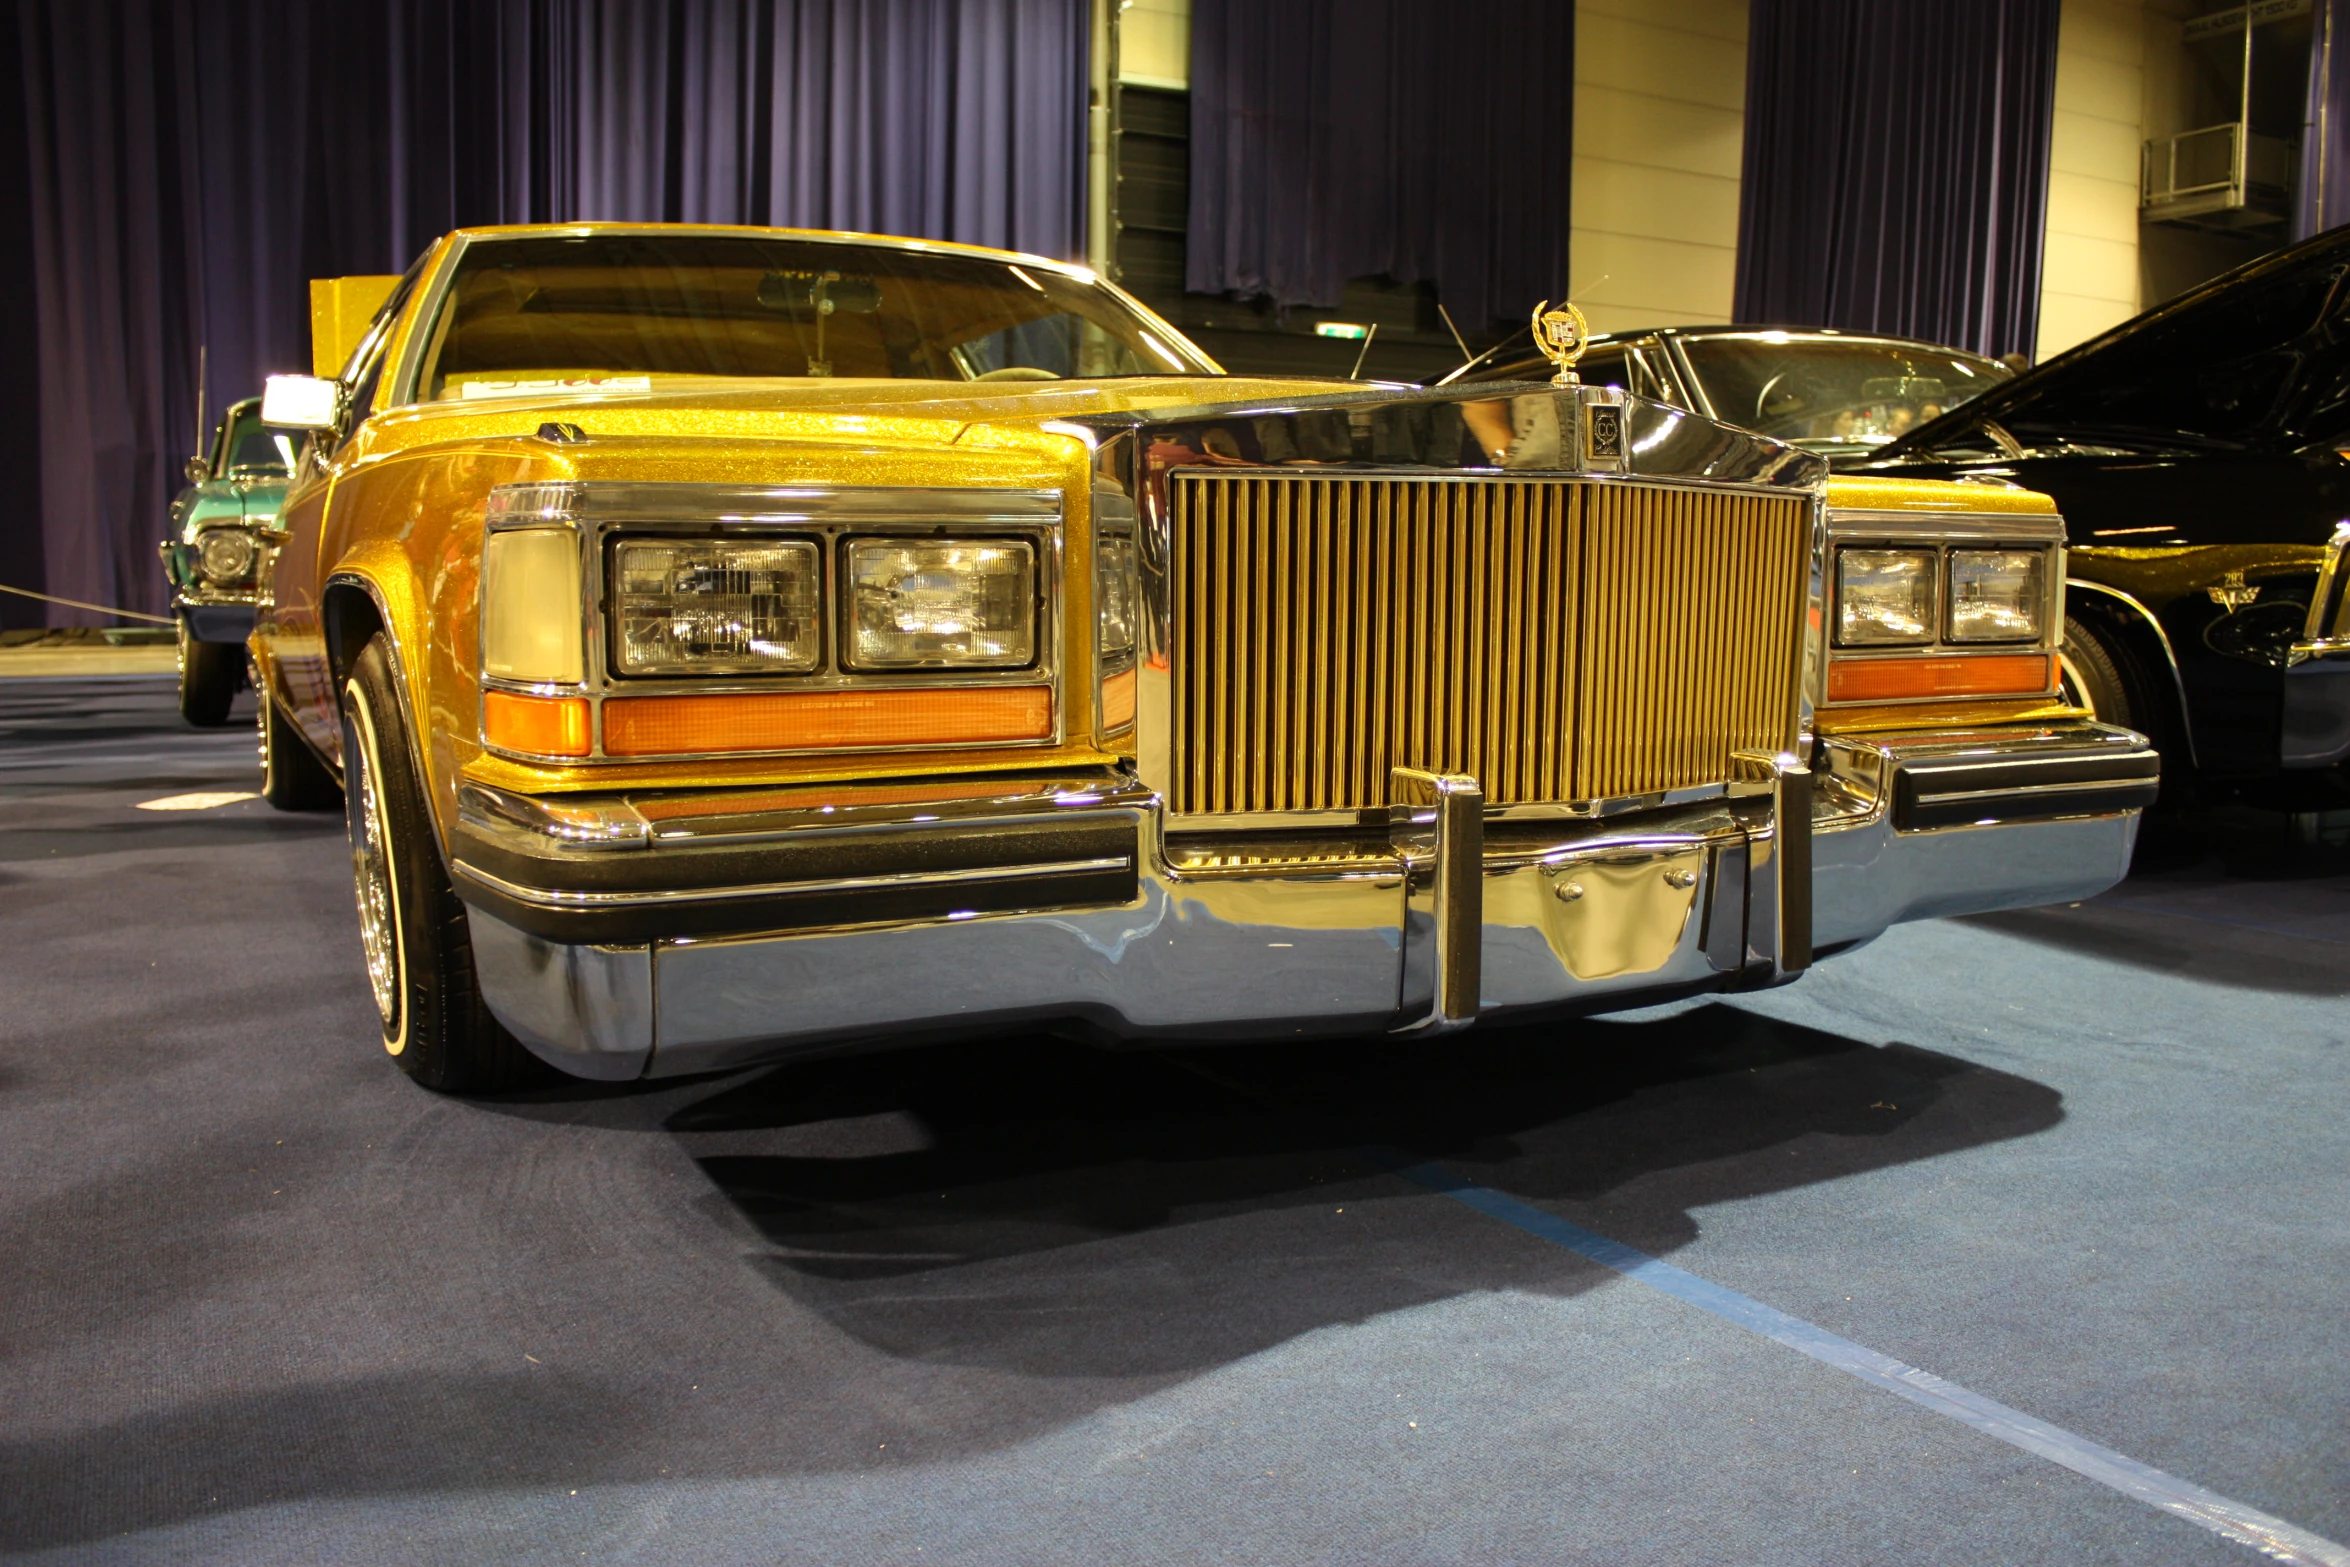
left=0, top=582, right=176, bottom=625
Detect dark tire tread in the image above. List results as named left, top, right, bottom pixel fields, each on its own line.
left=258, top=683, right=342, bottom=811
left=177, top=627, right=240, bottom=727
left=343, top=637, right=544, bottom=1094
left=2060, top=615, right=2135, bottom=730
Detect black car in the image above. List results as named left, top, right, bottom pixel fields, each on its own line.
left=1862, top=233, right=2350, bottom=807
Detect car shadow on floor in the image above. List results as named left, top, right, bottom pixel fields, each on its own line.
left=669, top=1001, right=2060, bottom=1373
left=0, top=1013, right=2062, bottom=1551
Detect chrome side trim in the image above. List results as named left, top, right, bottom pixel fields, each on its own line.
left=2291, top=520, right=2350, bottom=663
left=1920, top=776, right=2155, bottom=805
left=458, top=781, right=651, bottom=850
left=453, top=854, right=1135, bottom=911
left=454, top=774, right=1156, bottom=855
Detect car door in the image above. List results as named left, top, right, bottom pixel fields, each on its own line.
left=258, top=274, right=419, bottom=762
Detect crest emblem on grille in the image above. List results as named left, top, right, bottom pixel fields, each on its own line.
left=1530, top=299, right=1589, bottom=386
left=1587, top=404, right=1623, bottom=459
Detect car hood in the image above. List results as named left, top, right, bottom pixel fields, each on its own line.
left=354, top=375, right=1411, bottom=466
left=1880, top=226, right=2350, bottom=460
left=360, top=374, right=1838, bottom=485
left=388, top=374, right=1353, bottom=428
left=176, top=477, right=287, bottom=540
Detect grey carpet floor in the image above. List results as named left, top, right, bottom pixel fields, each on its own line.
left=1, top=676, right=2343, bottom=1566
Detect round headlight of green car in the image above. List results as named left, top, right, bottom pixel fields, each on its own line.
left=197, top=529, right=256, bottom=585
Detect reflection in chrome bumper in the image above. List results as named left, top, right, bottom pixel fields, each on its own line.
left=459, top=720, right=2156, bottom=1080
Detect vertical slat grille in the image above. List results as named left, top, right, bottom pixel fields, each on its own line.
left=1170, top=473, right=1808, bottom=814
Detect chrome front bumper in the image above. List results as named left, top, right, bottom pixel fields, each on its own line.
left=452, top=721, right=2156, bottom=1080
left=173, top=599, right=259, bottom=644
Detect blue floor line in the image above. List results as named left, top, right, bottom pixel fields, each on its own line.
left=1387, top=1157, right=2350, bottom=1567
left=2091, top=896, right=2350, bottom=948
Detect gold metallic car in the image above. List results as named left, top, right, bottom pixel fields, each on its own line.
left=251, top=222, right=2159, bottom=1092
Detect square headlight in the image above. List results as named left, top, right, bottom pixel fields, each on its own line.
left=613, top=538, right=821, bottom=675
left=1835, top=547, right=1938, bottom=646
left=1947, top=548, right=2047, bottom=643
left=847, top=539, right=1036, bottom=668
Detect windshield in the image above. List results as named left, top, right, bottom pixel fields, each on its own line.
left=1679, top=337, right=2010, bottom=451
left=414, top=233, right=1212, bottom=398
left=216, top=404, right=303, bottom=476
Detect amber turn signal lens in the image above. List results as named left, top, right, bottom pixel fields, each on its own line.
left=483, top=690, right=592, bottom=756
left=603, top=685, right=1053, bottom=756
left=1828, top=654, right=2053, bottom=704
left=1100, top=667, right=1137, bottom=732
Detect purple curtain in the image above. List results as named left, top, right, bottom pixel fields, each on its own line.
left=1733, top=0, right=2060, bottom=360
left=2296, top=0, right=2350, bottom=240
left=1185, top=0, right=1572, bottom=334
left=4, top=0, right=1087, bottom=628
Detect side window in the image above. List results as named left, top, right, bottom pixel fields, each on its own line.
left=1625, top=345, right=1677, bottom=405
left=331, top=266, right=424, bottom=459
left=334, top=338, right=393, bottom=458
left=1574, top=349, right=1629, bottom=391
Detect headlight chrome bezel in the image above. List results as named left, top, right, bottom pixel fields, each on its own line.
left=195, top=527, right=259, bottom=586
left=1821, top=510, right=2064, bottom=707
left=474, top=481, right=1064, bottom=763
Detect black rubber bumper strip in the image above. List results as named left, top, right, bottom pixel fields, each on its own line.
left=1893, top=750, right=2161, bottom=831
left=448, top=811, right=1143, bottom=945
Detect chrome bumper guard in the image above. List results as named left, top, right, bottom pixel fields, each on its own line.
left=455, top=720, right=2155, bottom=1081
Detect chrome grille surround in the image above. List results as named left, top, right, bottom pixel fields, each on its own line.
left=1167, top=472, right=1812, bottom=816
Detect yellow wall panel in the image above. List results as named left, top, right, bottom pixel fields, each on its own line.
left=1576, top=12, right=1748, bottom=109
left=1568, top=232, right=1739, bottom=328
left=2037, top=0, right=2150, bottom=360
left=1574, top=87, right=1746, bottom=181
left=1119, top=0, right=1190, bottom=89
left=1577, top=0, right=1749, bottom=42
left=2046, top=169, right=2141, bottom=245
left=1572, top=162, right=1743, bottom=250
left=1571, top=0, right=1747, bottom=331
left=2037, top=291, right=2136, bottom=354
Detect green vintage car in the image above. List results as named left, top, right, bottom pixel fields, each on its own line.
left=157, top=396, right=303, bottom=725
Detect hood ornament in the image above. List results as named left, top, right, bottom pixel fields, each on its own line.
left=1530, top=299, right=1590, bottom=386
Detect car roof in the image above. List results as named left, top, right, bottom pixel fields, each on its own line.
left=443, top=222, right=1102, bottom=284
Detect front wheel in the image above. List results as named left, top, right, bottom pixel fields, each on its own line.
left=340, top=636, right=542, bottom=1093
left=177, top=621, right=240, bottom=727
left=2058, top=615, right=2135, bottom=730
